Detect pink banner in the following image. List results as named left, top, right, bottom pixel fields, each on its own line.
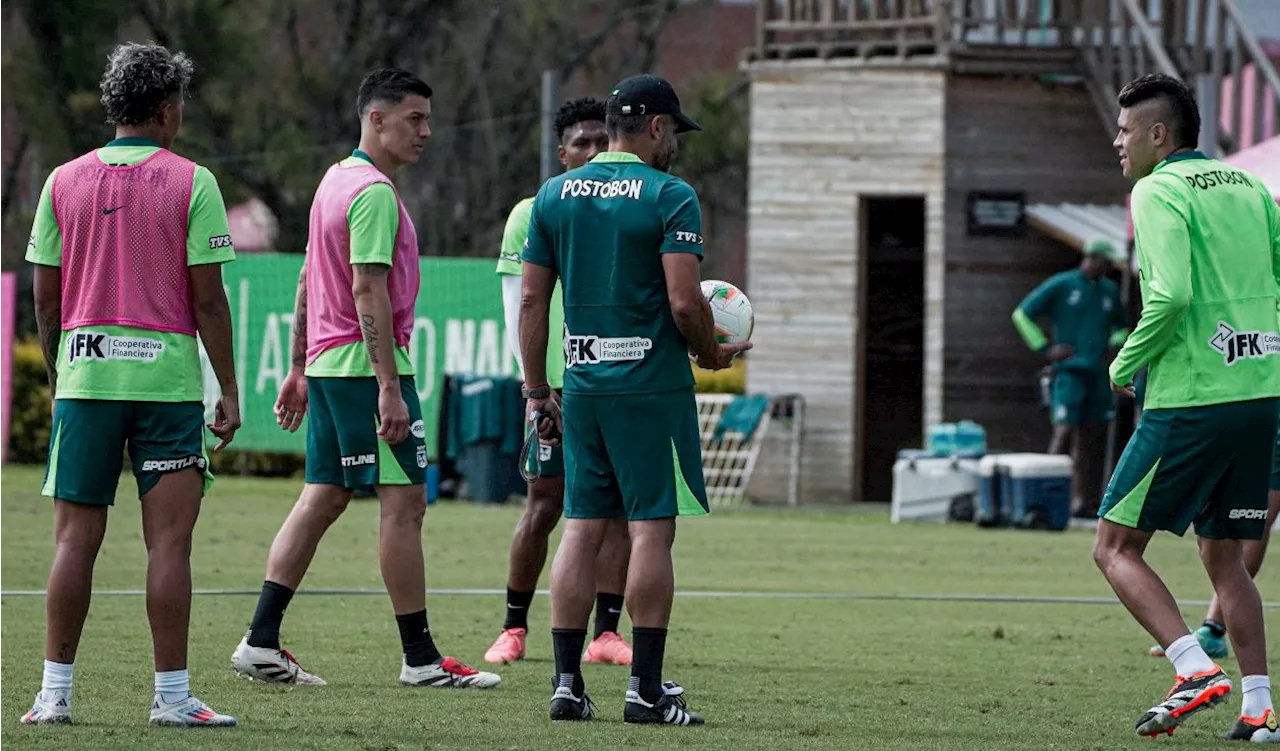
left=1, top=272, right=15, bottom=464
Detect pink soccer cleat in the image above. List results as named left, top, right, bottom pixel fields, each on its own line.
left=583, top=631, right=633, bottom=666
left=484, top=627, right=527, bottom=665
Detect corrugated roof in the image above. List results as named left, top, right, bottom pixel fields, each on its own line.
left=1026, top=202, right=1130, bottom=267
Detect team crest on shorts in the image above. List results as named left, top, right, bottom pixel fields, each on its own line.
left=416, top=445, right=428, bottom=468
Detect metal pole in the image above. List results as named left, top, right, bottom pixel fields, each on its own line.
left=1196, top=73, right=1220, bottom=158
left=540, top=70, right=558, bottom=183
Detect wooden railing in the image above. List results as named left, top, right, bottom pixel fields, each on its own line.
left=752, top=0, right=949, bottom=60
left=751, top=0, right=1280, bottom=153
left=1068, top=0, right=1280, bottom=152
left=1177, top=0, right=1280, bottom=151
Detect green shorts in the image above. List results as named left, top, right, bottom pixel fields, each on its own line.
left=562, top=388, right=709, bottom=521
left=1100, top=398, right=1280, bottom=540
left=305, top=376, right=427, bottom=488
left=42, top=399, right=213, bottom=506
left=1052, top=370, right=1115, bottom=425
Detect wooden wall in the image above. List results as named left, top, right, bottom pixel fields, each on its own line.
left=745, top=62, right=947, bottom=503
left=942, top=75, right=1129, bottom=452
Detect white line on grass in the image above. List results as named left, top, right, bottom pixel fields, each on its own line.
left=0, top=587, right=1272, bottom=608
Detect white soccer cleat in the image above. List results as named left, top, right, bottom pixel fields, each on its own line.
left=399, top=656, right=501, bottom=689
left=19, top=690, right=72, bottom=725
left=231, top=633, right=327, bottom=685
left=148, top=694, right=236, bottom=727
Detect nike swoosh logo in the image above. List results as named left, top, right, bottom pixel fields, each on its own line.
left=102, top=206, right=124, bottom=216
left=607, top=608, right=621, bottom=614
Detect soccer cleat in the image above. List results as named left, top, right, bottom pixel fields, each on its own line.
left=231, top=632, right=327, bottom=685
left=1224, top=708, right=1280, bottom=743
left=549, top=685, right=595, bottom=722
left=1135, top=666, right=1233, bottom=737
left=400, top=656, right=501, bottom=689
left=1148, top=625, right=1229, bottom=659
left=19, top=690, right=72, bottom=725
left=148, top=694, right=237, bottom=727
left=624, top=681, right=705, bottom=726
left=583, top=631, right=633, bottom=666
left=484, top=627, right=527, bottom=664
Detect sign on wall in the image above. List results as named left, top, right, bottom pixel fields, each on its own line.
left=966, top=191, right=1027, bottom=237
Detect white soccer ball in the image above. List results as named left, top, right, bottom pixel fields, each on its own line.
left=700, top=280, right=754, bottom=344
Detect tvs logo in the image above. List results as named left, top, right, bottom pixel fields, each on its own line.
left=208, top=234, right=233, bottom=250
left=674, top=230, right=703, bottom=245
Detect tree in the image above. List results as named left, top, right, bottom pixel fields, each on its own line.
left=3, top=0, right=747, bottom=266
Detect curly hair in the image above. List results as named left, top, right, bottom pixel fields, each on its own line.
left=554, top=97, right=606, bottom=143
left=99, top=42, right=193, bottom=126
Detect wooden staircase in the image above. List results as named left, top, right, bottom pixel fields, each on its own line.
left=749, top=0, right=1280, bottom=154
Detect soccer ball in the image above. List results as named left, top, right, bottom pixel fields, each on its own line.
left=700, top=280, right=754, bottom=344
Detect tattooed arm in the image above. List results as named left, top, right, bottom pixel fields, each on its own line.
left=32, top=265, right=61, bottom=397
left=274, top=262, right=309, bottom=433
left=351, top=263, right=397, bottom=386
left=290, top=263, right=308, bottom=371
left=352, top=262, right=408, bottom=443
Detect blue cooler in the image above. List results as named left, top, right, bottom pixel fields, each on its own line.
left=426, top=465, right=439, bottom=505
left=975, top=454, right=1006, bottom=527
left=1000, top=454, right=1073, bottom=531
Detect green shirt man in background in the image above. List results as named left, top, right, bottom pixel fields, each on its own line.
left=1012, top=239, right=1128, bottom=515
left=485, top=98, right=637, bottom=669
left=1092, top=73, right=1280, bottom=744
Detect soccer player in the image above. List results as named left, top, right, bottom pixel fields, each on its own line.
left=230, top=68, right=499, bottom=690
left=1146, top=435, right=1280, bottom=662
left=21, top=42, right=241, bottom=727
left=1012, top=239, right=1128, bottom=517
left=1094, top=73, right=1280, bottom=742
left=520, top=74, right=750, bottom=725
left=485, top=97, right=634, bottom=667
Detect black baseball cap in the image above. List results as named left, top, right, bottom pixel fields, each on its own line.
left=605, top=74, right=702, bottom=133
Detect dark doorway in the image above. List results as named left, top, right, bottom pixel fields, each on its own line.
left=857, top=197, right=926, bottom=503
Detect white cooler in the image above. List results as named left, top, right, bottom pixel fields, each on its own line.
left=891, top=455, right=981, bottom=523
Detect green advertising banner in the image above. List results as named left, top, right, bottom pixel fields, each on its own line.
left=199, top=253, right=514, bottom=458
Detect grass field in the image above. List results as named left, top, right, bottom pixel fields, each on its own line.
left=2, top=464, right=1277, bottom=750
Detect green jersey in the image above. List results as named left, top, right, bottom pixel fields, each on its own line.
left=496, top=196, right=566, bottom=389
left=304, top=152, right=414, bottom=378
left=522, top=152, right=704, bottom=395
left=1013, top=268, right=1127, bottom=372
left=1109, top=151, right=1280, bottom=409
left=25, top=138, right=235, bottom=401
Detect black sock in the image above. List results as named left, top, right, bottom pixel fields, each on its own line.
left=630, top=627, right=668, bottom=704
left=246, top=581, right=295, bottom=649
left=396, top=610, right=443, bottom=667
left=593, top=592, right=624, bottom=639
left=1203, top=619, right=1227, bottom=638
left=504, top=588, right=536, bottom=631
left=552, top=628, right=587, bottom=697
